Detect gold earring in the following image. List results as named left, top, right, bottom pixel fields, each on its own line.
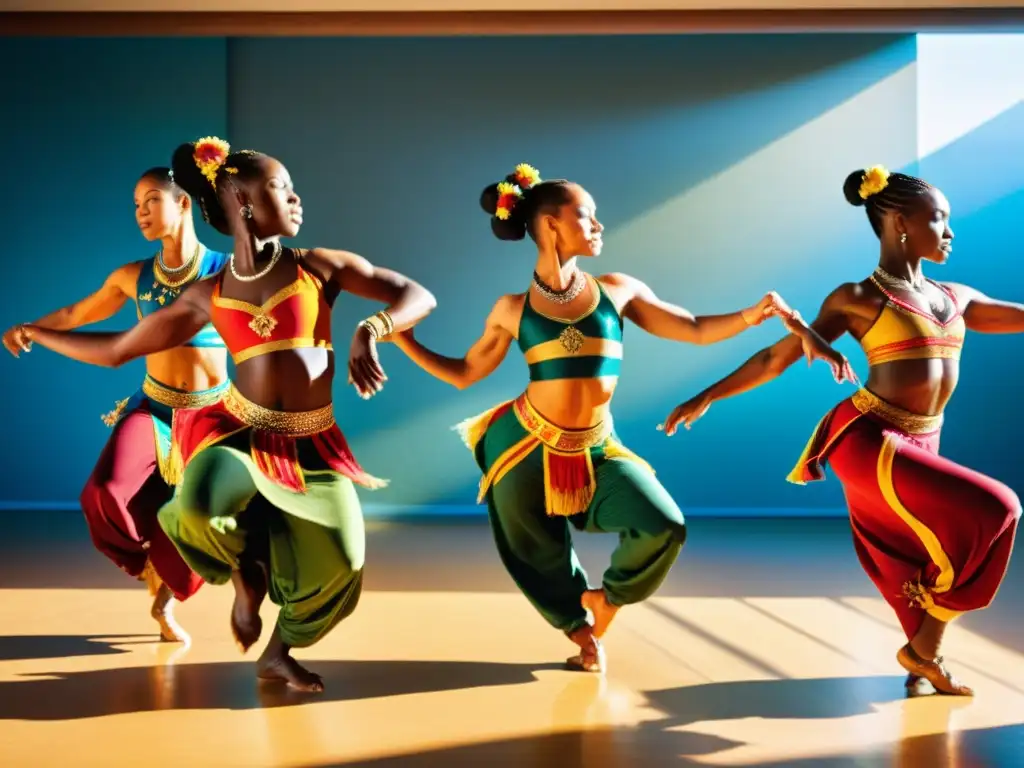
left=900, top=233, right=907, bottom=244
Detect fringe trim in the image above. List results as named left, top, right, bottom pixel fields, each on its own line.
left=140, top=558, right=162, bottom=597
left=453, top=400, right=514, bottom=452
left=542, top=447, right=597, bottom=517
left=313, top=425, right=389, bottom=490
left=252, top=430, right=306, bottom=493
left=156, top=410, right=184, bottom=486
left=604, top=437, right=655, bottom=474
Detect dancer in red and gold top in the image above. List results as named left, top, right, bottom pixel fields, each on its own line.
left=662, top=166, right=1021, bottom=696
left=24, top=137, right=436, bottom=692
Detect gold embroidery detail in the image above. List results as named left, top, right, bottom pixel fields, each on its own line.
left=248, top=311, right=278, bottom=339
left=139, top=291, right=153, bottom=301
left=851, top=388, right=942, bottom=434
left=558, top=325, right=585, bottom=354
left=512, top=393, right=610, bottom=452
left=223, top=384, right=335, bottom=436
left=142, top=377, right=228, bottom=410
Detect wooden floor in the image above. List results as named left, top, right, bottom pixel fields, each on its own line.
left=2, top=513, right=1024, bottom=767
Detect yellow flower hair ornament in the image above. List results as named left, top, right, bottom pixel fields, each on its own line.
left=494, top=163, right=543, bottom=220
left=495, top=181, right=522, bottom=221
left=193, top=136, right=232, bottom=188
left=859, top=165, right=890, bottom=200
left=513, top=163, right=541, bottom=190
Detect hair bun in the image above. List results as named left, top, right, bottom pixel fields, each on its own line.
left=171, top=142, right=211, bottom=200
left=479, top=182, right=501, bottom=216
left=842, top=169, right=869, bottom=207
left=479, top=181, right=528, bottom=241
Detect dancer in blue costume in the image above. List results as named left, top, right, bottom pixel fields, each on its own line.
left=3, top=166, right=230, bottom=643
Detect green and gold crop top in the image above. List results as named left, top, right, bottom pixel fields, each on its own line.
left=517, top=275, right=624, bottom=382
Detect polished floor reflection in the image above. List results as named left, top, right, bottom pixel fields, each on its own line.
left=1, top=514, right=1023, bottom=767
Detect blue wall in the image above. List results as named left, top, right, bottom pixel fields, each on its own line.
left=3, top=33, right=1020, bottom=515
left=0, top=38, right=230, bottom=507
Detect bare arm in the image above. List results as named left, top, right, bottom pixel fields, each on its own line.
left=24, top=280, right=213, bottom=368
left=391, top=296, right=517, bottom=390
left=306, top=248, right=437, bottom=332
left=951, top=283, right=1024, bottom=334
left=608, top=272, right=822, bottom=346
left=660, top=285, right=858, bottom=435
left=35, top=263, right=137, bottom=330
left=3, top=263, right=137, bottom=357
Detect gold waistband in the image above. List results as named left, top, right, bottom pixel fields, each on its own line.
left=223, top=384, right=335, bottom=436
left=851, top=389, right=942, bottom=435
left=513, top=393, right=611, bottom=453
left=142, top=377, right=228, bottom=410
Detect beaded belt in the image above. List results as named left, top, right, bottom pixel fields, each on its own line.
left=851, top=388, right=942, bottom=435
left=142, top=376, right=228, bottom=410
left=512, top=393, right=611, bottom=453
left=223, top=384, right=335, bottom=436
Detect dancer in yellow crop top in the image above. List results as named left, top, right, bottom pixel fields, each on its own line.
left=393, top=163, right=852, bottom=673
left=663, top=166, right=1023, bottom=697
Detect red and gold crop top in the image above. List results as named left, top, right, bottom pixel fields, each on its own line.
left=860, top=276, right=965, bottom=366
left=211, top=264, right=333, bottom=365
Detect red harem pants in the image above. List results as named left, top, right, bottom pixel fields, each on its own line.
left=793, top=395, right=1020, bottom=640
left=79, top=402, right=203, bottom=601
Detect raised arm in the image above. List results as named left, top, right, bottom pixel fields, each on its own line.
left=391, top=295, right=518, bottom=390
left=303, top=247, right=437, bottom=398
left=661, top=284, right=859, bottom=435
left=306, top=247, right=437, bottom=333
left=3, top=263, right=138, bottom=357
left=950, top=283, right=1024, bottom=334
left=22, top=279, right=214, bottom=368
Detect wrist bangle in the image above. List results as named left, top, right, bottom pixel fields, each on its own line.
left=360, top=315, right=386, bottom=340
left=360, top=311, right=395, bottom=340
left=375, top=310, right=395, bottom=337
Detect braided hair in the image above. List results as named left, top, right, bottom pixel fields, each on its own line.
left=480, top=164, right=576, bottom=242
left=170, top=140, right=268, bottom=236
left=843, top=166, right=934, bottom=237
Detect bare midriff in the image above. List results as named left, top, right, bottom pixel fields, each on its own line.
left=526, top=376, right=618, bottom=430
left=865, top=358, right=959, bottom=417
left=145, top=347, right=229, bottom=392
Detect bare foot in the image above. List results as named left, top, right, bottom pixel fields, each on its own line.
left=151, top=585, right=190, bottom=643
left=257, top=626, right=324, bottom=692
left=565, top=624, right=606, bottom=673
left=897, top=644, right=974, bottom=696
left=230, top=562, right=267, bottom=654
left=581, top=589, right=619, bottom=639
left=257, top=653, right=325, bottom=693
left=904, top=673, right=934, bottom=698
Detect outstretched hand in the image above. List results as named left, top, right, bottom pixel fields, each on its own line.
left=744, top=291, right=794, bottom=326
left=658, top=393, right=712, bottom=437
left=348, top=325, right=387, bottom=399
left=2, top=325, right=32, bottom=357
left=776, top=313, right=859, bottom=385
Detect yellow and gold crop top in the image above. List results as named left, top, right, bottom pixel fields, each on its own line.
left=860, top=276, right=965, bottom=366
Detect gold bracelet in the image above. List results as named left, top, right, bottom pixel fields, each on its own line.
left=375, top=310, right=395, bottom=337
left=360, top=315, right=386, bottom=340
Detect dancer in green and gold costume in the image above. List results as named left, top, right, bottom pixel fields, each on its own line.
left=394, top=164, right=856, bottom=671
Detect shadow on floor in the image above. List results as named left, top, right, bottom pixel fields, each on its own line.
left=307, top=721, right=1024, bottom=767
left=0, top=634, right=150, bottom=662
left=0, top=658, right=565, bottom=720
left=304, top=678, right=1005, bottom=767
